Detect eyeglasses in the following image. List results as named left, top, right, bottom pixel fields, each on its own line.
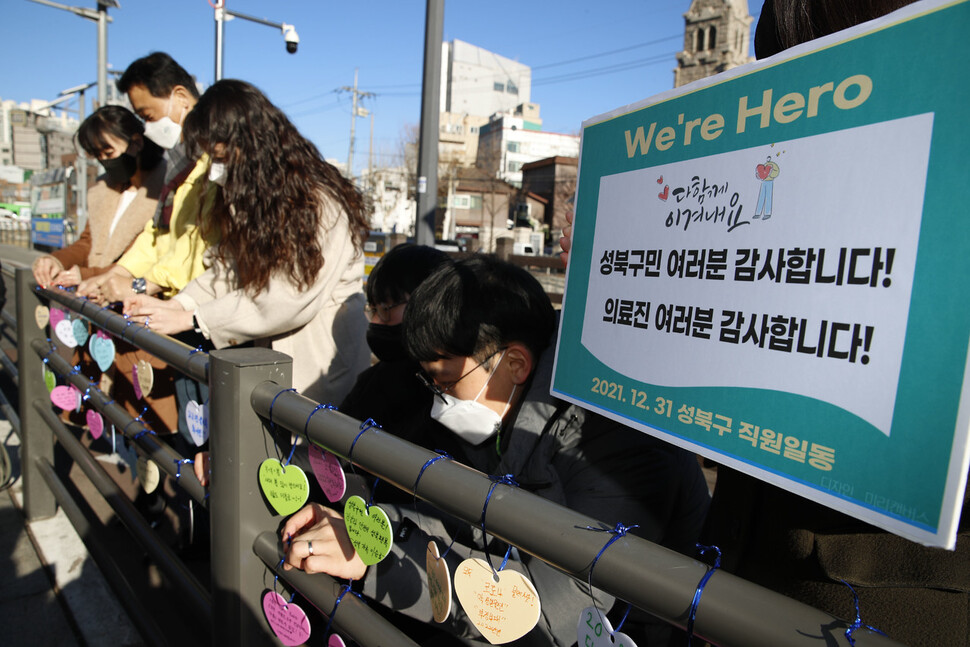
left=415, top=348, right=506, bottom=403
left=363, top=300, right=407, bottom=323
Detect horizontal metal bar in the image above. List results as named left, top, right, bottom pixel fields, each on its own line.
left=1, top=350, right=19, bottom=387
left=0, top=382, right=21, bottom=437
left=34, top=401, right=213, bottom=627
left=252, top=532, right=421, bottom=647
left=34, top=456, right=170, bottom=647
left=30, top=337, right=208, bottom=507
left=223, top=8, right=284, bottom=30
left=2, top=308, right=16, bottom=330
left=38, top=287, right=208, bottom=383
left=251, top=383, right=905, bottom=647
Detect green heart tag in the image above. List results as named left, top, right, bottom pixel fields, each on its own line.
left=43, top=365, right=56, bottom=393
left=343, top=495, right=393, bottom=565
left=258, top=458, right=309, bottom=516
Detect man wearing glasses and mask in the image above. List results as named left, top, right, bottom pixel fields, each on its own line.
left=283, top=255, right=710, bottom=646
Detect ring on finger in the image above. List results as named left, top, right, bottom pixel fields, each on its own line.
left=307, top=540, right=314, bottom=556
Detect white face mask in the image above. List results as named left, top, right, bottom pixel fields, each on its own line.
left=142, top=94, right=184, bottom=149
left=208, top=162, right=228, bottom=186
left=430, top=352, right=516, bottom=445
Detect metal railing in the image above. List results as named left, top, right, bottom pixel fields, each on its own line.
left=0, top=265, right=906, bottom=647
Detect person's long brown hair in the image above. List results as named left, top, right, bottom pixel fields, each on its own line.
left=183, top=79, right=367, bottom=295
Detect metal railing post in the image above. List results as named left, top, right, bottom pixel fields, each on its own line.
left=208, top=348, right=293, bottom=647
left=16, top=268, right=56, bottom=520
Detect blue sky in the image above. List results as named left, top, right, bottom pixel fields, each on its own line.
left=2, top=0, right=760, bottom=174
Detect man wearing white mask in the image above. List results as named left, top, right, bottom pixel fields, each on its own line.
left=282, top=256, right=711, bottom=646
left=79, top=52, right=219, bottom=304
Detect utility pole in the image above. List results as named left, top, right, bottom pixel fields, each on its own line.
left=339, top=69, right=375, bottom=181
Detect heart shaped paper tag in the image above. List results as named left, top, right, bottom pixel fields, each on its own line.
left=343, top=495, right=393, bottom=565
left=328, top=634, right=346, bottom=647
left=49, top=308, right=66, bottom=330
left=454, top=557, right=541, bottom=644
left=54, top=318, right=78, bottom=348
left=427, top=540, right=453, bottom=623
left=262, top=590, right=312, bottom=646
left=578, top=606, right=638, bottom=647
left=50, top=384, right=80, bottom=411
left=136, top=456, right=161, bottom=494
left=308, top=444, right=346, bottom=502
left=43, top=365, right=56, bottom=393
left=136, top=359, right=154, bottom=398
left=72, top=319, right=90, bottom=347
left=99, top=371, right=113, bottom=394
left=89, top=332, right=116, bottom=372
left=86, top=409, right=104, bottom=440
left=258, top=458, right=310, bottom=516
left=756, top=163, right=771, bottom=180
left=185, top=400, right=208, bottom=446
left=35, top=305, right=50, bottom=329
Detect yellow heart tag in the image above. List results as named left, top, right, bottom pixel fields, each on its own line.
left=343, top=495, right=393, bottom=565
left=426, top=540, right=453, bottom=623
left=453, top=557, right=541, bottom=644
left=258, top=458, right=309, bottom=516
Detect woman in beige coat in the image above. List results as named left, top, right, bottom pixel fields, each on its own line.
left=124, top=80, right=370, bottom=404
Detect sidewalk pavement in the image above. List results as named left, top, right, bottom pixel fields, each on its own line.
left=1, top=419, right=141, bottom=647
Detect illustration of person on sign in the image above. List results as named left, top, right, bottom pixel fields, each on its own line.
left=754, top=155, right=780, bottom=219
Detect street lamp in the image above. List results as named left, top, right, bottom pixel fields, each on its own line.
left=213, top=0, right=299, bottom=81
left=59, top=82, right=97, bottom=231
left=25, top=0, right=120, bottom=109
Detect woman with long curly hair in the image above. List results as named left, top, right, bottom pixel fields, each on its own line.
left=124, top=79, right=371, bottom=404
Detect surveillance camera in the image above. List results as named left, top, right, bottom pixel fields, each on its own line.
left=282, top=24, right=299, bottom=54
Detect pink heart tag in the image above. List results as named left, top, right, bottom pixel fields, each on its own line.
left=50, top=385, right=80, bottom=411
left=262, top=591, right=311, bottom=646
left=132, top=365, right=143, bottom=400
left=756, top=163, right=771, bottom=180
left=49, top=308, right=66, bottom=330
left=308, top=444, right=346, bottom=502
left=329, top=635, right=346, bottom=647
left=86, top=409, right=104, bottom=440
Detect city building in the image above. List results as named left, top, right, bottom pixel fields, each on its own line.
left=475, top=104, right=579, bottom=187
left=440, top=39, right=531, bottom=118
left=519, top=155, right=577, bottom=243
left=674, top=0, right=754, bottom=87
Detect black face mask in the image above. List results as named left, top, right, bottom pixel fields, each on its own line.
left=101, top=153, right=138, bottom=186
left=366, top=323, right=407, bottom=362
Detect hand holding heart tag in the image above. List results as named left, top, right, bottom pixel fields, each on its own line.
left=308, top=444, right=346, bottom=502
left=426, top=540, right=453, bottom=623
left=262, top=590, right=311, bottom=646
left=343, top=495, right=393, bottom=565
left=86, top=409, right=104, bottom=440
left=454, top=557, right=541, bottom=644
left=578, top=606, right=638, bottom=647
left=258, top=458, right=310, bottom=516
